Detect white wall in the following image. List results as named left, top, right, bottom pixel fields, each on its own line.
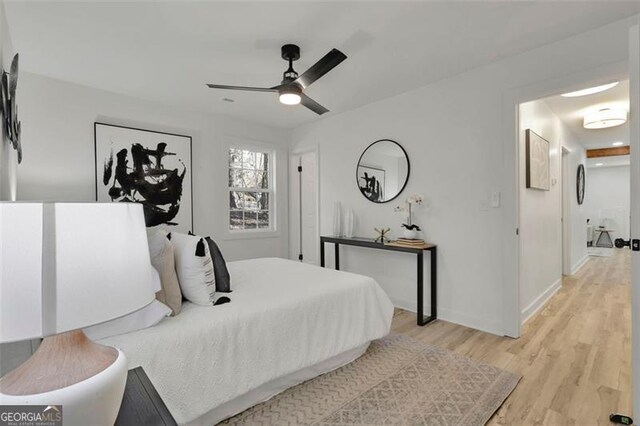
left=518, top=99, right=587, bottom=323
left=0, top=0, right=17, bottom=201
left=568, top=146, right=590, bottom=275
left=289, top=17, right=630, bottom=335
left=585, top=165, right=630, bottom=241
left=16, top=72, right=289, bottom=262
left=0, top=0, right=34, bottom=376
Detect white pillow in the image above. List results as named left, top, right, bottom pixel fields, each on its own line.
left=84, top=268, right=170, bottom=340
left=169, top=232, right=217, bottom=305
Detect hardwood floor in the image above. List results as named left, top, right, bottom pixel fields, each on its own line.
left=391, top=249, right=631, bottom=425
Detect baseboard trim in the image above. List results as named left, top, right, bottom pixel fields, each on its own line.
left=389, top=296, right=503, bottom=336
left=571, top=254, right=590, bottom=275
left=521, top=278, right=562, bottom=325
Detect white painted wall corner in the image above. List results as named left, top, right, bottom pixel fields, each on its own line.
left=521, top=278, right=562, bottom=325
left=571, top=254, right=590, bottom=276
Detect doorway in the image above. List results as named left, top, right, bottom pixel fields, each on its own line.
left=518, top=76, right=629, bottom=323
left=289, top=149, right=319, bottom=264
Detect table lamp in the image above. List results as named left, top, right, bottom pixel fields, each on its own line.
left=0, top=202, right=156, bottom=425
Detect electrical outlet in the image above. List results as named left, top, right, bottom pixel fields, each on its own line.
left=479, top=198, right=488, bottom=211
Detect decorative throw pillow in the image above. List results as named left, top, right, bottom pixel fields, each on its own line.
left=169, top=232, right=230, bottom=306
left=147, top=230, right=182, bottom=316
left=205, top=237, right=231, bottom=293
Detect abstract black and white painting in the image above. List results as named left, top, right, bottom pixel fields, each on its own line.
left=95, top=123, right=192, bottom=232
left=357, top=165, right=385, bottom=202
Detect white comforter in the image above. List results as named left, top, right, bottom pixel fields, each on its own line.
left=100, top=257, right=394, bottom=424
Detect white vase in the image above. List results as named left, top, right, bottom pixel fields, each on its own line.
left=333, top=202, right=342, bottom=236
left=344, top=209, right=355, bottom=238
left=403, top=228, right=419, bottom=239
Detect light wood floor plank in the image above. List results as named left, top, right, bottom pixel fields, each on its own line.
left=390, top=249, right=631, bottom=424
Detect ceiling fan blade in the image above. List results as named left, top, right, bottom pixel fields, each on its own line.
left=206, top=84, right=277, bottom=92
left=294, top=48, right=347, bottom=89
left=300, top=93, right=329, bottom=115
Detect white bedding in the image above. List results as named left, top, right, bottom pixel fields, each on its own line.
left=99, top=257, right=394, bottom=424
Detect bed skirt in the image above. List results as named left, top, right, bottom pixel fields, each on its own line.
left=187, top=342, right=370, bottom=426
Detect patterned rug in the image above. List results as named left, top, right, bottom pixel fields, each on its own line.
left=221, top=334, right=520, bottom=425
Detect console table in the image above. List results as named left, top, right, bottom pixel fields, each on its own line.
left=320, top=236, right=437, bottom=326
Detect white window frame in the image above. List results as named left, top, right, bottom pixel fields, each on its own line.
left=225, top=140, right=277, bottom=238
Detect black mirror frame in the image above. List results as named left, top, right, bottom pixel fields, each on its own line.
left=356, top=139, right=410, bottom=204
left=576, top=163, right=585, bottom=205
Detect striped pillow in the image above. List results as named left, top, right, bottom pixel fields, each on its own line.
left=168, top=232, right=229, bottom=306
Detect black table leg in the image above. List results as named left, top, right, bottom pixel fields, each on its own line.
left=320, top=241, right=325, bottom=267
left=417, top=248, right=437, bottom=326
left=334, top=243, right=340, bottom=270
left=417, top=252, right=424, bottom=325
left=431, top=247, right=437, bottom=320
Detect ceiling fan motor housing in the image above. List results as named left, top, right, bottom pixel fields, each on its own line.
left=279, top=83, right=302, bottom=97
left=281, top=44, right=301, bottom=61
left=281, top=44, right=301, bottom=82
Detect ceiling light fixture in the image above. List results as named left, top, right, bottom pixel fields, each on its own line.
left=612, top=141, right=625, bottom=146
left=583, top=108, right=627, bottom=129
left=561, top=81, right=619, bottom=97
left=278, top=84, right=301, bottom=105
left=595, top=163, right=604, bottom=166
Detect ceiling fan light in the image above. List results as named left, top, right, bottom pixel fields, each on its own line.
left=279, top=85, right=302, bottom=105
left=279, top=93, right=301, bottom=105
left=583, top=108, right=627, bottom=129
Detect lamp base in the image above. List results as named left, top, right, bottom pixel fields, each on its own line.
left=0, top=330, right=128, bottom=426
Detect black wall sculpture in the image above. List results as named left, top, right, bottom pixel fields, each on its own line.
left=0, top=54, right=22, bottom=163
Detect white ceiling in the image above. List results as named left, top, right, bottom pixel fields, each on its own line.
left=544, top=80, right=630, bottom=150
left=5, top=1, right=640, bottom=129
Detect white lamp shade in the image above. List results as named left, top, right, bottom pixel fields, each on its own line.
left=0, top=203, right=155, bottom=343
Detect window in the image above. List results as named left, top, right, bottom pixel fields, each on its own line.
left=228, top=147, right=274, bottom=231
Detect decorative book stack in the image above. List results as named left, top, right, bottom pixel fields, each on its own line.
left=386, top=238, right=429, bottom=249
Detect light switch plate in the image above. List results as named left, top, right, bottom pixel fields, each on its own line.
left=491, top=191, right=500, bottom=208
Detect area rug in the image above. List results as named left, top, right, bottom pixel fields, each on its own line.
left=221, top=333, right=521, bottom=425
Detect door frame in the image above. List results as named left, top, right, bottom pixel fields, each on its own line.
left=501, top=61, right=628, bottom=338
left=561, top=146, right=572, bottom=276
left=289, top=146, right=321, bottom=264
left=628, top=22, right=640, bottom=422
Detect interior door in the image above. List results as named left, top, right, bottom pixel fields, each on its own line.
left=628, top=23, right=640, bottom=422
left=290, top=151, right=319, bottom=264
left=300, top=151, right=318, bottom=264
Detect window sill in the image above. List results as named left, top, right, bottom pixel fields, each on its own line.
left=221, top=229, right=281, bottom=241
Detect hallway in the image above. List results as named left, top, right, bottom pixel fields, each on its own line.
left=391, top=249, right=631, bottom=425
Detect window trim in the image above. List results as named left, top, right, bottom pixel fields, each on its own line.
left=223, top=139, right=279, bottom=240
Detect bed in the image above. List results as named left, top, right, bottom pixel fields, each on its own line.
left=99, top=257, right=394, bottom=425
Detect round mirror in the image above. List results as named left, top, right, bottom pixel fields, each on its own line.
left=356, top=139, right=410, bottom=203
left=577, top=164, right=585, bottom=205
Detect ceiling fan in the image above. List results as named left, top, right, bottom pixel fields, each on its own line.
left=206, top=44, right=347, bottom=115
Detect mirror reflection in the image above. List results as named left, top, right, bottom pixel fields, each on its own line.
left=356, top=140, right=409, bottom=203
